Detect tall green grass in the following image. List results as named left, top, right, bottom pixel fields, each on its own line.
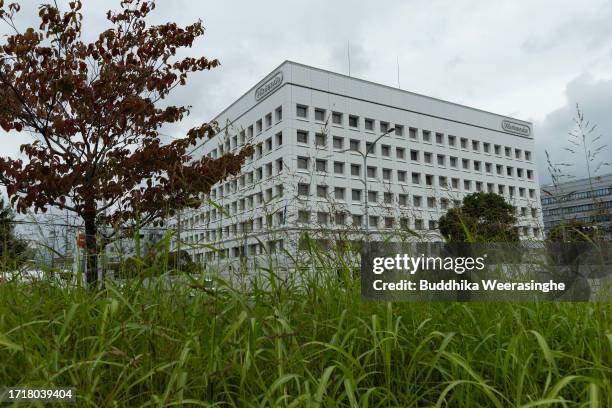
left=1, top=257, right=610, bottom=407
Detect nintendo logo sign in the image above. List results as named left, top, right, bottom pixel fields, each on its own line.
left=255, top=72, right=283, bottom=101
left=501, top=120, right=531, bottom=136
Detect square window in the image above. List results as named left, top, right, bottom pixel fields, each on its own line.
left=424, top=152, right=432, bottom=164
left=367, top=166, right=377, bottom=178
left=412, top=172, right=421, bottom=184
left=410, top=149, right=419, bottom=161
left=380, top=121, right=390, bottom=133
left=335, top=187, right=345, bottom=200
left=436, top=132, right=444, bottom=144
left=462, top=158, right=470, bottom=169
left=448, top=135, right=456, bottom=146
left=474, top=161, right=481, bottom=171
left=351, top=164, right=361, bottom=176
left=525, top=151, right=532, bottom=161
left=413, top=195, right=422, bottom=207
left=437, top=154, right=445, bottom=166
left=298, top=183, right=310, bottom=196
left=352, top=189, right=362, bottom=201
left=460, top=138, right=468, bottom=149
left=352, top=214, right=363, bottom=227
left=396, top=147, right=405, bottom=159
left=275, top=106, right=282, bottom=122
left=298, top=210, right=310, bottom=223
left=314, top=108, right=326, bottom=121
left=494, top=144, right=501, bottom=155
left=425, top=174, right=433, bottom=186
left=332, top=111, right=343, bottom=125
left=334, top=161, right=344, bottom=174
left=398, top=170, right=407, bottom=182
left=296, top=104, right=308, bottom=118
left=364, top=118, right=374, bottom=131
left=335, top=212, right=346, bottom=225
left=297, top=130, right=308, bottom=144
left=384, top=217, right=394, bottom=228
left=369, top=216, right=379, bottom=228
left=368, top=191, right=377, bottom=202
left=409, top=127, right=418, bottom=140
left=427, top=197, right=436, bottom=208
left=315, top=159, right=327, bottom=172
left=472, top=140, right=479, bottom=151
left=450, top=156, right=458, bottom=168
left=399, top=194, right=408, bottom=206
left=297, top=156, right=309, bottom=169
left=515, top=149, right=522, bottom=159
left=483, top=142, right=490, bottom=153
left=317, top=185, right=328, bottom=198
left=381, top=145, right=391, bottom=157
left=382, top=168, right=392, bottom=181
left=317, top=212, right=329, bottom=225
left=365, top=142, right=375, bottom=154
left=350, top=139, right=360, bottom=151
left=315, top=133, right=327, bottom=147
left=349, top=115, right=359, bottom=128
left=384, top=192, right=393, bottom=203
left=422, top=130, right=431, bottom=142
left=464, top=180, right=471, bottom=190
left=333, top=136, right=344, bottom=149
left=395, top=125, right=404, bottom=136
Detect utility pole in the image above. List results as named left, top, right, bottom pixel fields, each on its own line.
left=336, top=127, right=395, bottom=262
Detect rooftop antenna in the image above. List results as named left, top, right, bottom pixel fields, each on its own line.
left=397, top=56, right=401, bottom=89
left=347, top=40, right=351, bottom=77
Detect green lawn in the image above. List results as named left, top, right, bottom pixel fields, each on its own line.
left=0, top=267, right=610, bottom=407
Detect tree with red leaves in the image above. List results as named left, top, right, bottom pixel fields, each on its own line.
left=0, top=0, right=252, bottom=284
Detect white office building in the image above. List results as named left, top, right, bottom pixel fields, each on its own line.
left=175, top=61, right=543, bottom=265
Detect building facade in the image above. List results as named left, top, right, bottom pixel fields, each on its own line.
left=541, top=173, right=612, bottom=237
left=175, top=61, right=543, bottom=265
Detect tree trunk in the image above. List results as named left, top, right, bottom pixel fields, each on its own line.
left=83, top=211, right=98, bottom=286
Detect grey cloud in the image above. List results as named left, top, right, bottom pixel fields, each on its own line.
left=2, top=0, right=612, bottom=186
left=535, top=74, right=612, bottom=184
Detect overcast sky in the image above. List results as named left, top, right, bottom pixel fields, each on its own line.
left=1, top=0, right=612, bottom=186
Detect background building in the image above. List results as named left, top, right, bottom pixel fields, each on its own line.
left=174, top=61, right=543, bottom=266
left=541, top=173, right=612, bottom=237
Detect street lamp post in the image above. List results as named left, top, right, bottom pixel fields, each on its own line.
left=338, top=127, right=395, bottom=241
left=363, top=128, right=395, bottom=241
